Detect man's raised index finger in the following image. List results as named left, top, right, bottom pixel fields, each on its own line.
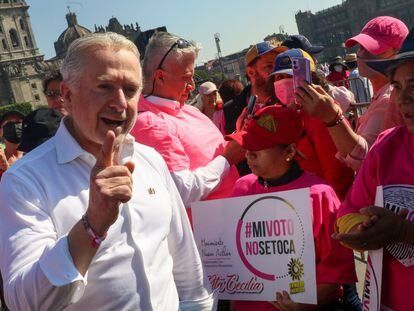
left=95, top=130, right=116, bottom=168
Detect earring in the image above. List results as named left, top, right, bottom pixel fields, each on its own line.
left=286, top=157, right=291, bottom=162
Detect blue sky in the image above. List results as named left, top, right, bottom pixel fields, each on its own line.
left=27, top=0, right=342, bottom=65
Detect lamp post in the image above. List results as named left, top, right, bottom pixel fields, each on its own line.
left=214, top=33, right=225, bottom=80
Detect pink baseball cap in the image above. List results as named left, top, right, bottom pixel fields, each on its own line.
left=345, top=16, right=408, bottom=55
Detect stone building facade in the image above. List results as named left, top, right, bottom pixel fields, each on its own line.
left=296, top=0, right=414, bottom=62
left=95, top=17, right=167, bottom=59
left=0, top=0, right=48, bottom=107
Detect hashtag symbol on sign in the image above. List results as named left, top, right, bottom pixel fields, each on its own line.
left=245, top=221, right=252, bottom=238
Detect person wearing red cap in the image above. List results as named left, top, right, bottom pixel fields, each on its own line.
left=227, top=106, right=357, bottom=311
left=131, top=32, right=242, bottom=220
left=295, top=16, right=408, bottom=171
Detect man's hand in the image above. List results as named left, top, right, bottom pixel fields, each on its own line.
left=87, top=130, right=135, bottom=236
left=294, top=81, right=339, bottom=123
left=222, top=140, right=246, bottom=165
left=332, top=206, right=409, bottom=250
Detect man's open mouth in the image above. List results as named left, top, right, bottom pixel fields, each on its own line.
left=101, top=117, right=124, bottom=127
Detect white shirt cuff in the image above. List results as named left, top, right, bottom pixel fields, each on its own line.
left=39, top=235, right=86, bottom=287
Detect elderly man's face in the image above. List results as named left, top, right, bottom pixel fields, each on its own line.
left=62, top=47, right=142, bottom=156
left=392, top=60, right=414, bottom=133
left=157, top=52, right=195, bottom=105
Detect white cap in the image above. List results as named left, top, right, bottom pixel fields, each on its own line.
left=198, top=81, right=218, bottom=95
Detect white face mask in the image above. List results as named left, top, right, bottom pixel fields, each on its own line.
left=334, top=65, right=343, bottom=73
left=274, top=79, right=295, bottom=106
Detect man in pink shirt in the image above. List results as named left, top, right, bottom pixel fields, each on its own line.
left=295, top=16, right=408, bottom=171
left=131, top=32, right=241, bottom=214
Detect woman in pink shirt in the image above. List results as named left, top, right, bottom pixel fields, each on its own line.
left=226, top=106, right=357, bottom=311
left=333, top=27, right=414, bottom=311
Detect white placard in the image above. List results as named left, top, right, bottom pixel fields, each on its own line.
left=192, top=188, right=317, bottom=304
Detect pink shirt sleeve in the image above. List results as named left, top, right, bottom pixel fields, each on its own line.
left=338, top=135, right=381, bottom=218
left=132, top=113, right=190, bottom=172
left=311, top=187, right=357, bottom=284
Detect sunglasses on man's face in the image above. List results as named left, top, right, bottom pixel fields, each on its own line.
left=45, top=90, right=61, bottom=98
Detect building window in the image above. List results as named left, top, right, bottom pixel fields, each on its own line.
left=34, top=94, right=40, bottom=101
left=24, top=36, right=29, bottom=47
left=2, top=39, right=7, bottom=50
left=9, top=29, right=19, bottom=47
left=19, top=19, right=25, bottom=31
left=31, top=82, right=37, bottom=89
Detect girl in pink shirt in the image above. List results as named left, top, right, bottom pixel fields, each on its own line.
left=226, top=105, right=357, bottom=311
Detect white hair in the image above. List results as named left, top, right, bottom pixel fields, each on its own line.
left=60, top=32, right=141, bottom=87
left=142, top=31, right=201, bottom=83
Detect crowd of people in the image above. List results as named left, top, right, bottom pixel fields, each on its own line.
left=0, top=14, right=413, bottom=311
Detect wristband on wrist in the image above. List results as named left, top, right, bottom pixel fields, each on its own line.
left=325, top=109, right=344, bottom=128
left=82, top=213, right=107, bottom=248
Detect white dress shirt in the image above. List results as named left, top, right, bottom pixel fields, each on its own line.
left=0, top=120, right=214, bottom=310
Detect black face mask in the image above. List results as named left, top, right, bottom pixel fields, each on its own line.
left=3, top=121, right=22, bottom=144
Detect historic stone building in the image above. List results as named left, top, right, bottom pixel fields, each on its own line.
left=95, top=17, right=167, bottom=59
left=54, top=11, right=91, bottom=60
left=296, top=0, right=414, bottom=62
left=54, top=12, right=167, bottom=61
left=0, top=0, right=48, bottom=106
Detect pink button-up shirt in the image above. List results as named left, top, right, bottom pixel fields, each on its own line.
left=132, top=95, right=239, bottom=208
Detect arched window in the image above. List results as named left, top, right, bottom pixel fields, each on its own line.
left=19, top=19, right=25, bottom=31
left=24, top=36, right=29, bottom=47
left=2, top=39, right=7, bottom=50
left=9, top=29, right=19, bottom=47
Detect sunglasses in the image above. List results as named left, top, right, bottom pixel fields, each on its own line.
left=45, top=90, right=61, bottom=98
left=144, top=38, right=191, bottom=98
left=156, top=38, right=191, bottom=70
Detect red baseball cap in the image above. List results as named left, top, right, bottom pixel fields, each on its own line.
left=225, top=106, right=304, bottom=151
left=345, top=16, right=408, bottom=55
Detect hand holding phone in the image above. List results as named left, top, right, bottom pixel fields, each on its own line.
left=292, top=57, right=312, bottom=89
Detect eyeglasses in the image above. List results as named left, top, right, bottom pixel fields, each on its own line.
left=144, top=38, right=191, bottom=98
left=45, top=90, right=61, bottom=98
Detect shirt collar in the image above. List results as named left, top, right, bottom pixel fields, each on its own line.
left=144, top=95, right=182, bottom=115
left=54, top=118, right=136, bottom=165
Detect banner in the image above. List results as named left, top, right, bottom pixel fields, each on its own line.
left=362, top=186, right=383, bottom=311
left=363, top=185, right=414, bottom=311
left=192, top=188, right=317, bottom=304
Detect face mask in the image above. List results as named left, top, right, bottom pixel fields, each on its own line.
left=274, top=79, right=295, bottom=106
left=334, top=65, right=343, bottom=73
left=3, top=121, right=22, bottom=144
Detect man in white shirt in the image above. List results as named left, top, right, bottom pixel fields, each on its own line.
left=0, top=32, right=214, bottom=310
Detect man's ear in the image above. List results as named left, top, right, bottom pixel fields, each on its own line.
left=60, top=81, right=72, bottom=113
left=246, top=66, right=255, bottom=82
left=154, top=70, right=164, bottom=84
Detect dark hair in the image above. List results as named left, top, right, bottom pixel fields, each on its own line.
left=42, top=69, right=63, bottom=93
left=219, top=79, right=243, bottom=103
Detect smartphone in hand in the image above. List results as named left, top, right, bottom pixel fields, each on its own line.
left=292, top=57, right=312, bottom=89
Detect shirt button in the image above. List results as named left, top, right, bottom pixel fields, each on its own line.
left=132, top=232, right=139, bottom=240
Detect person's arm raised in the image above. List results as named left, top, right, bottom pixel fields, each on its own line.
left=295, top=82, right=362, bottom=159
left=67, top=130, right=135, bottom=275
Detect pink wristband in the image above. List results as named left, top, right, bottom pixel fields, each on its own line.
left=82, top=213, right=107, bottom=248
